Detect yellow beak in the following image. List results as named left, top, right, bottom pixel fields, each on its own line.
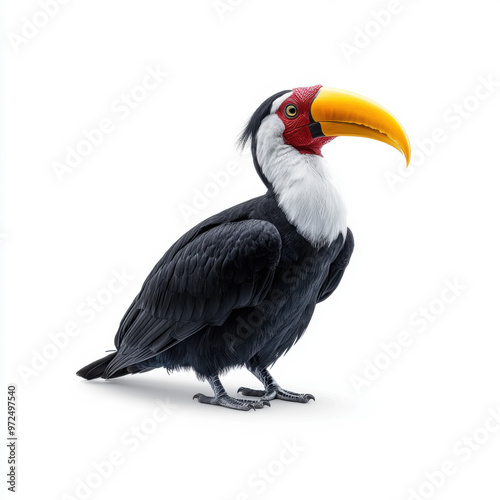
left=309, top=87, right=411, bottom=167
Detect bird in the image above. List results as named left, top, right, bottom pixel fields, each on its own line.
left=77, top=84, right=410, bottom=410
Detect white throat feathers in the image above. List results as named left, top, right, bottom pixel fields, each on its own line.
left=256, top=113, right=347, bottom=248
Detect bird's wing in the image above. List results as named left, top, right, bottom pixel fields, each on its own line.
left=103, top=219, right=282, bottom=378
left=317, top=228, right=354, bottom=303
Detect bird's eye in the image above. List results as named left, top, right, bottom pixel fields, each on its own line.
left=284, top=104, right=298, bottom=119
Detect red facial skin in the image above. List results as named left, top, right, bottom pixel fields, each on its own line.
left=275, top=84, right=335, bottom=156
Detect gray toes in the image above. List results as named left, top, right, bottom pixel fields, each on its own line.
left=295, top=393, right=315, bottom=403
left=237, top=387, right=266, bottom=397
left=193, top=393, right=215, bottom=404
left=275, top=390, right=316, bottom=403
left=192, top=393, right=268, bottom=411
left=193, top=387, right=314, bottom=408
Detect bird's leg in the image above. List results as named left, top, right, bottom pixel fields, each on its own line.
left=238, top=367, right=315, bottom=403
left=193, top=374, right=270, bottom=411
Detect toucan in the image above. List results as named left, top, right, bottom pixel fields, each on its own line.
left=77, top=85, right=410, bottom=410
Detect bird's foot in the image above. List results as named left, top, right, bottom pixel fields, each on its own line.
left=237, top=385, right=315, bottom=404
left=193, top=393, right=270, bottom=411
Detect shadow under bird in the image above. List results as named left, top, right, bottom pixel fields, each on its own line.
left=77, top=84, right=410, bottom=410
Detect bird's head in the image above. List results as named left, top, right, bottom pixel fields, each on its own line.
left=239, top=84, right=411, bottom=188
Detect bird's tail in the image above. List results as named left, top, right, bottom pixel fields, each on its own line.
left=76, top=352, right=118, bottom=380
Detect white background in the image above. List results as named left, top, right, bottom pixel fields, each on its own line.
left=1, top=1, right=500, bottom=499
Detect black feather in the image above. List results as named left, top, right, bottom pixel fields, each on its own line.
left=238, top=89, right=291, bottom=149
left=76, top=352, right=116, bottom=380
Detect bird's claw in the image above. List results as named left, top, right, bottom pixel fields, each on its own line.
left=193, top=393, right=269, bottom=411
left=237, top=386, right=315, bottom=404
